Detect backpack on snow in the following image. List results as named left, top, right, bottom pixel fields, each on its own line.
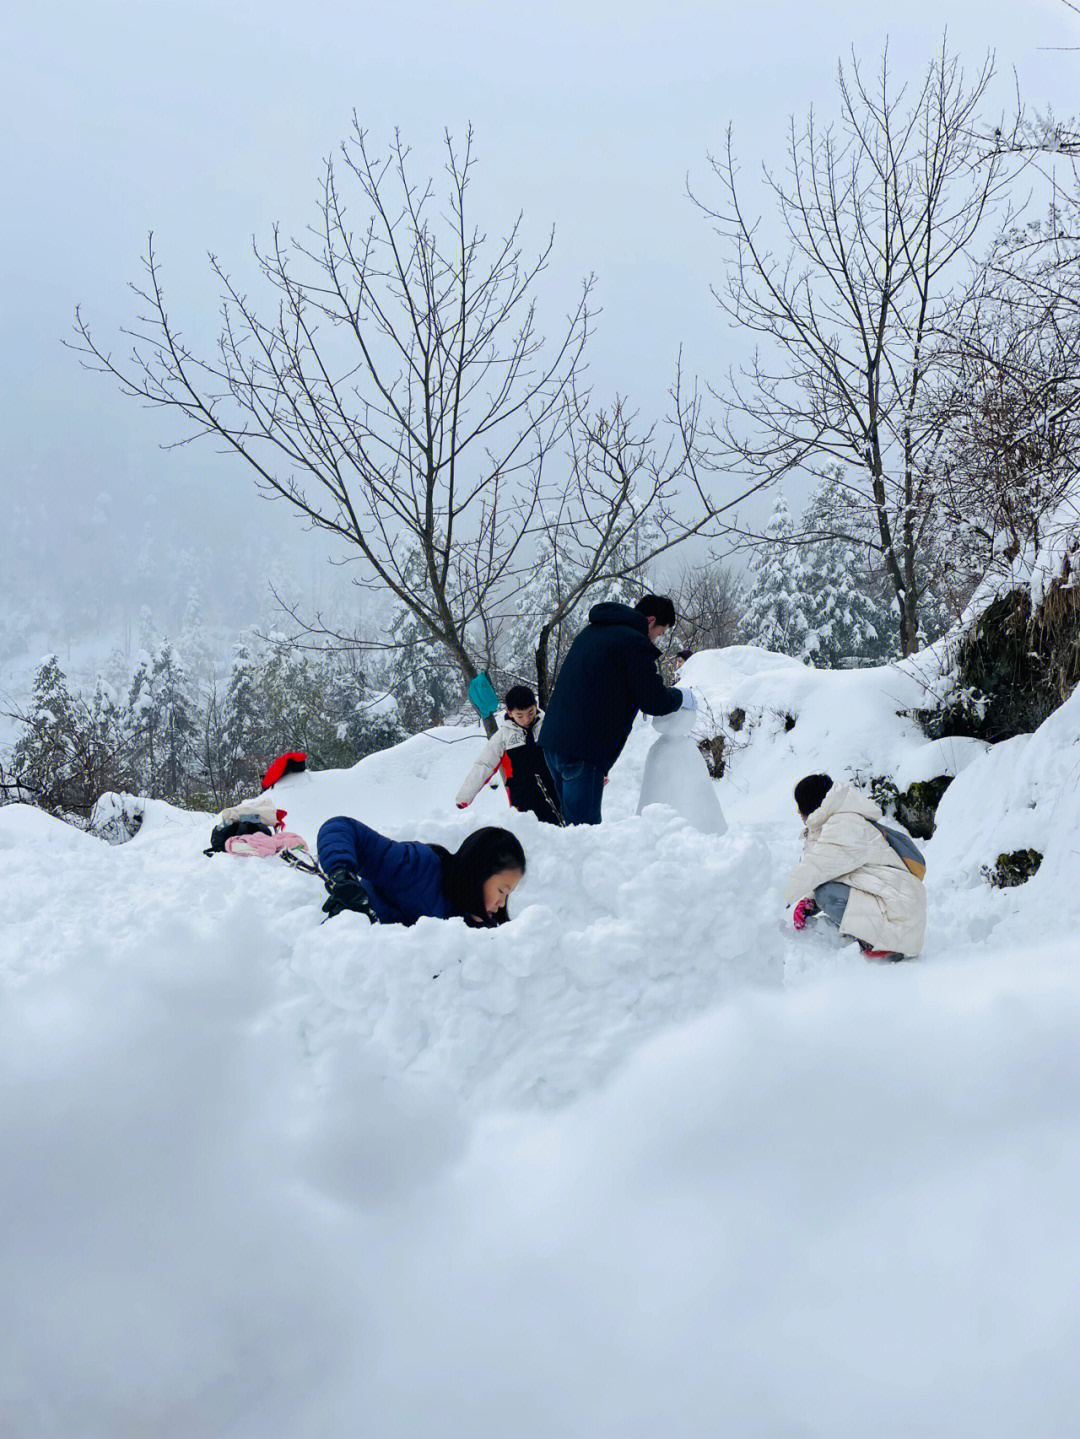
left=204, top=796, right=287, bottom=856
left=868, top=818, right=926, bottom=881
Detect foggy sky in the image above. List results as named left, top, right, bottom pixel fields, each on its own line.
left=2, top=0, right=1077, bottom=634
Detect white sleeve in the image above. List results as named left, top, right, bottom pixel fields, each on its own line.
left=456, top=729, right=507, bottom=805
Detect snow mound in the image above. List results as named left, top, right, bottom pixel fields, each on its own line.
left=2, top=647, right=1079, bottom=1437
left=291, top=809, right=767, bottom=1107
left=0, top=802, right=102, bottom=853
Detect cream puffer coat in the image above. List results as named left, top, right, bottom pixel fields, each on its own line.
left=782, top=783, right=927, bottom=956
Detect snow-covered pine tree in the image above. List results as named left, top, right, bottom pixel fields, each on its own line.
left=127, top=640, right=198, bottom=799
left=740, top=494, right=819, bottom=661
left=801, top=472, right=959, bottom=661
left=179, top=585, right=214, bottom=686
left=126, top=651, right=156, bottom=791
left=202, top=637, right=261, bottom=796
left=83, top=675, right=137, bottom=801
left=150, top=640, right=198, bottom=799
left=807, top=539, right=887, bottom=666
left=256, top=640, right=324, bottom=756
left=914, top=579, right=954, bottom=647
left=11, top=656, right=81, bottom=812
left=221, top=638, right=261, bottom=786
left=318, top=656, right=404, bottom=767
left=136, top=605, right=156, bottom=656
left=11, top=657, right=133, bottom=815
left=385, top=614, right=460, bottom=730
left=801, top=476, right=892, bottom=664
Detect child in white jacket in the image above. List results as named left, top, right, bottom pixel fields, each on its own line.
left=456, top=685, right=561, bottom=825
left=784, top=773, right=926, bottom=959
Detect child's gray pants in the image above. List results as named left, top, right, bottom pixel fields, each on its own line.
left=813, top=881, right=851, bottom=929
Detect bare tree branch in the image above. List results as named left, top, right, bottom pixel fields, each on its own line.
left=690, top=45, right=1016, bottom=653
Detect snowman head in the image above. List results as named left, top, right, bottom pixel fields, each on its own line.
left=651, top=708, right=697, bottom=739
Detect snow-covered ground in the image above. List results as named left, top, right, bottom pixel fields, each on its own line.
left=2, top=647, right=1078, bottom=1438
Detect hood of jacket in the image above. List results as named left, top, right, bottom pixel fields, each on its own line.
left=587, top=601, right=651, bottom=637
left=805, top=782, right=882, bottom=834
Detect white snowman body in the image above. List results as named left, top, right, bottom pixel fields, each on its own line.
left=636, top=707, right=728, bottom=835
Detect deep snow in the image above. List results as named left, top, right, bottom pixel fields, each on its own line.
left=1, top=646, right=1078, bottom=1438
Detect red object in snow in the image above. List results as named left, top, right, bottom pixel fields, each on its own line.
left=792, top=897, right=817, bottom=930
left=261, top=751, right=308, bottom=790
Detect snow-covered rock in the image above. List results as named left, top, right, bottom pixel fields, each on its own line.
left=88, top=790, right=146, bottom=845
left=892, top=734, right=991, bottom=790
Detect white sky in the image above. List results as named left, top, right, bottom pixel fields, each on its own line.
left=2, top=0, right=1077, bottom=624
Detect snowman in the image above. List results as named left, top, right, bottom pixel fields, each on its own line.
left=636, top=703, right=727, bottom=835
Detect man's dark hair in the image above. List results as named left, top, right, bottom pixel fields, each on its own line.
left=436, top=826, right=527, bottom=927
left=794, top=773, right=833, bottom=818
left=504, top=684, right=537, bottom=711
left=634, top=595, right=677, bottom=628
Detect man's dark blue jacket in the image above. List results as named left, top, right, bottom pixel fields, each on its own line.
left=316, top=817, right=451, bottom=925
left=539, top=602, right=683, bottom=773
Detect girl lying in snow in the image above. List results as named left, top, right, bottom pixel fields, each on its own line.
left=316, top=817, right=526, bottom=928
left=783, top=774, right=926, bottom=960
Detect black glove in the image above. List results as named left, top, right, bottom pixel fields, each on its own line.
left=322, top=868, right=379, bottom=923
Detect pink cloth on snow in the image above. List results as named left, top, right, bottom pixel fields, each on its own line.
left=224, top=830, right=309, bottom=857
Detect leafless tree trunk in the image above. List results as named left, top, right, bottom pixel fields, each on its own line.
left=693, top=45, right=1014, bottom=654
left=72, top=124, right=591, bottom=721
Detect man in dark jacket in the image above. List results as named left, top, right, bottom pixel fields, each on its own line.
left=539, top=595, right=692, bottom=824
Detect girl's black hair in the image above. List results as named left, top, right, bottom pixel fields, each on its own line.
left=794, top=773, right=833, bottom=819
left=434, top=826, right=527, bottom=927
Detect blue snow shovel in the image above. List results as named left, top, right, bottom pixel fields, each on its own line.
left=467, top=671, right=501, bottom=718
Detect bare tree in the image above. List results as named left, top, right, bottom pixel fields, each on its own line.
left=694, top=45, right=1015, bottom=654
left=518, top=373, right=745, bottom=704
left=928, top=229, right=1080, bottom=569
left=670, top=558, right=744, bottom=653
left=72, top=124, right=591, bottom=727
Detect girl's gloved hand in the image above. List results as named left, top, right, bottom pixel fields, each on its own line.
left=323, top=868, right=377, bottom=922
left=792, top=897, right=817, bottom=930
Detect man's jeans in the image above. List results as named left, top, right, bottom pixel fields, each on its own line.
left=544, top=749, right=606, bottom=826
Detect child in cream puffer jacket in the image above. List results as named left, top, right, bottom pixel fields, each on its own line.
left=784, top=773, right=926, bottom=959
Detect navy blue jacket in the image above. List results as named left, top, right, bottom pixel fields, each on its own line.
left=316, top=816, right=451, bottom=925
left=539, top=602, right=683, bottom=772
